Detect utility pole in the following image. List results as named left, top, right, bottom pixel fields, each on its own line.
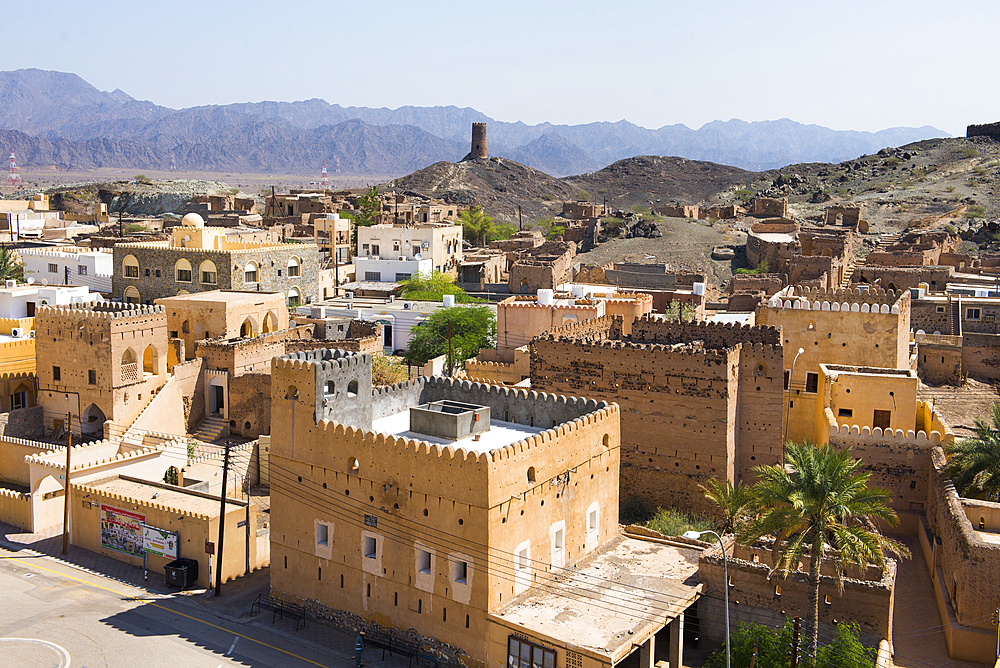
left=214, top=440, right=232, bottom=597
left=62, top=413, right=72, bottom=555
left=790, top=617, right=801, bottom=668
left=447, top=318, right=454, bottom=378
left=518, top=204, right=523, bottom=231
left=245, top=501, right=251, bottom=577
left=748, top=638, right=758, bottom=668
left=118, top=211, right=123, bottom=238
left=64, top=265, right=69, bottom=287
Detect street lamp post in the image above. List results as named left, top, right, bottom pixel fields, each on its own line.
left=783, top=347, right=805, bottom=465
left=684, top=529, right=729, bottom=668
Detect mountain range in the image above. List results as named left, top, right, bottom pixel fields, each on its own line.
left=0, top=68, right=949, bottom=177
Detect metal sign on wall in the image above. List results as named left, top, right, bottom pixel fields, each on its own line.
left=142, top=525, right=178, bottom=559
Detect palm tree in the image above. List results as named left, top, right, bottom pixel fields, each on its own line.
left=0, top=245, right=23, bottom=283
left=943, top=403, right=1000, bottom=500
left=701, top=477, right=757, bottom=535
left=458, top=206, right=494, bottom=247
left=740, top=443, right=909, bottom=656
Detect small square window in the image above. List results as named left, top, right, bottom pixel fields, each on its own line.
left=805, top=372, right=819, bottom=393
left=88, top=370, right=96, bottom=385
left=838, top=408, right=853, bottom=418
left=588, top=509, right=598, bottom=531
left=77, top=266, right=87, bottom=276
left=454, top=560, right=468, bottom=584
left=967, top=308, right=982, bottom=321
left=145, top=268, right=150, bottom=277
left=418, top=549, right=431, bottom=574
left=53, top=366, right=61, bottom=381
left=317, top=523, right=329, bottom=546
left=169, top=331, right=178, bottom=338
left=936, top=306, right=946, bottom=313
left=364, top=536, right=377, bottom=559
left=48, top=263, right=58, bottom=273
left=155, top=270, right=161, bottom=277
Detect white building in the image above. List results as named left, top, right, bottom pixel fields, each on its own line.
left=357, top=222, right=462, bottom=277
left=0, top=283, right=101, bottom=320
left=352, top=256, right=432, bottom=284
left=20, top=246, right=114, bottom=294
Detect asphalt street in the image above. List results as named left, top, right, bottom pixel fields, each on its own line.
left=0, top=547, right=342, bottom=668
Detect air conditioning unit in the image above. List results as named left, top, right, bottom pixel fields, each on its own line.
left=28, top=330, right=35, bottom=339
left=398, top=256, right=405, bottom=261
left=10, top=328, right=23, bottom=338
left=5, top=280, right=15, bottom=288
left=345, top=291, right=355, bottom=299
left=403, top=302, right=411, bottom=310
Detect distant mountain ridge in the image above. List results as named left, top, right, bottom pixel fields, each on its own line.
left=0, top=68, right=948, bottom=177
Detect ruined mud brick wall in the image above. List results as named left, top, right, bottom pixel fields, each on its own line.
left=865, top=250, right=941, bottom=267
left=751, top=197, right=788, bottom=218
left=939, top=252, right=973, bottom=270
left=824, top=205, right=862, bottom=227
left=561, top=201, right=605, bottom=219
left=915, top=334, right=963, bottom=385
left=195, top=329, right=293, bottom=376
left=960, top=333, right=1000, bottom=382
left=789, top=254, right=839, bottom=288
left=746, top=231, right=797, bottom=272
left=698, top=204, right=737, bottom=220
left=228, top=372, right=270, bottom=438
left=727, top=292, right=764, bottom=312
left=926, top=447, right=1000, bottom=632
left=698, top=541, right=895, bottom=645
left=573, top=263, right=614, bottom=284
left=854, top=265, right=953, bottom=293
left=530, top=317, right=783, bottom=514
left=967, top=122, right=1000, bottom=138
left=727, top=274, right=784, bottom=296
left=798, top=227, right=854, bottom=260
left=653, top=205, right=699, bottom=219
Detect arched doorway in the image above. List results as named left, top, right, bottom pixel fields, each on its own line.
left=262, top=311, right=277, bottom=334
left=142, top=345, right=158, bottom=376
left=208, top=376, right=227, bottom=417
left=240, top=318, right=255, bottom=338
left=81, top=403, right=106, bottom=436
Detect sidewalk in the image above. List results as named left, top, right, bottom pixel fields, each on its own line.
left=0, top=522, right=415, bottom=668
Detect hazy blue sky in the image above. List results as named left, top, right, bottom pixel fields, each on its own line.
left=7, top=0, right=997, bottom=136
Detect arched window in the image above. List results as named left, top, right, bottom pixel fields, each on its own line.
left=347, top=380, right=358, bottom=397
left=123, top=286, right=140, bottom=304
left=240, top=318, right=254, bottom=338
left=175, top=258, right=192, bottom=282
left=262, top=311, right=277, bottom=333
left=143, top=345, right=158, bottom=376
left=123, top=255, right=139, bottom=278
left=181, top=320, right=190, bottom=334
left=287, top=256, right=301, bottom=278
left=288, top=287, right=301, bottom=307
left=244, top=261, right=258, bottom=283
left=200, top=260, right=217, bottom=285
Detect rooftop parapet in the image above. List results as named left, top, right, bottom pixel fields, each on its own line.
left=766, top=285, right=906, bottom=311
left=36, top=301, right=165, bottom=320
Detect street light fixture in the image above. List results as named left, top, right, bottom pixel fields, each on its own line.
left=783, top=347, right=806, bottom=465
left=684, top=529, right=729, bottom=668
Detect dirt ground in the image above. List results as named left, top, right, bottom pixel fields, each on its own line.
left=918, top=378, right=1000, bottom=438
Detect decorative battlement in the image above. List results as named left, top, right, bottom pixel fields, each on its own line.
left=19, top=246, right=112, bottom=257
left=1, top=435, right=61, bottom=452
left=71, top=482, right=212, bottom=520
left=25, top=437, right=177, bottom=472
left=187, top=439, right=256, bottom=467
left=768, top=285, right=905, bottom=310
left=827, top=401, right=954, bottom=447
left=273, top=348, right=371, bottom=372
left=37, top=301, right=165, bottom=320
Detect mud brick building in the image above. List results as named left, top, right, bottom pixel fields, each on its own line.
left=112, top=213, right=319, bottom=306
left=530, top=316, right=784, bottom=514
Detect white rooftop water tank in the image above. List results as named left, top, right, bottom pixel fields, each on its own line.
left=442, top=294, right=456, bottom=308
left=537, top=289, right=554, bottom=306
left=692, top=282, right=706, bottom=295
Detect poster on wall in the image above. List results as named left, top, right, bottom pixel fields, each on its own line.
left=142, top=525, right=178, bottom=559
left=100, top=504, right=145, bottom=557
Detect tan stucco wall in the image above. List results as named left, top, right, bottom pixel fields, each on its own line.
left=157, top=291, right=288, bottom=359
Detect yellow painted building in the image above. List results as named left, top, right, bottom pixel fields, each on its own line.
left=756, top=286, right=911, bottom=445
left=813, top=364, right=918, bottom=445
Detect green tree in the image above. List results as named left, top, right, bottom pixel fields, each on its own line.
left=701, top=478, right=757, bottom=536
left=398, top=271, right=482, bottom=303
left=354, top=185, right=382, bottom=228
left=404, top=306, right=496, bottom=369
left=492, top=223, right=517, bottom=242
left=741, top=443, right=908, bottom=656
left=704, top=619, right=876, bottom=668
left=372, top=352, right=409, bottom=386
left=943, top=403, right=1000, bottom=500
left=664, top=301, right=696, bottom=322
left=459, top=206, right=495, bottom=247
left=535, top=217, right=565, bottom=239
left=0, top=246, right=24, bottom=282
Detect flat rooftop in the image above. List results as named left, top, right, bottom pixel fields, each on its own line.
left=84, top=476, right=242, bottom=517
left=157, top=290, right=284, bottom=304
left=372, top=408, right=544, bottom=454
left=491, top=534, right=703, bottom=662
left=754, top=232, right=795, bottom=243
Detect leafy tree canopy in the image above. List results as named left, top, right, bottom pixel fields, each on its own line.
left=459, top=206, right=495, bottom=247
left=404, top=306, right=496, bottom=368
left=704, top=620, right=876, bottom=668
left=0, top=246, right=24, bottom=283
left=398, top=271, right=483, bottom=303
left=944, top=402, right=1000, bottom=500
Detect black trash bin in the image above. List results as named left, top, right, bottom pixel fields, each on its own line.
left=164, top=558, right=199, bottom=588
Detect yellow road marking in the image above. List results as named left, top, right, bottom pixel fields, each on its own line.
left=4, top=553, right=330, bottom=667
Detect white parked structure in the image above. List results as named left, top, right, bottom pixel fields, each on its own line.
left=20, top=246, right=114, bottom=294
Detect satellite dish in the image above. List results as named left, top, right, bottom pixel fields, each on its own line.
left=26, top=277, right=34, bottom=284
left=39, top=279, right=48, bottom=286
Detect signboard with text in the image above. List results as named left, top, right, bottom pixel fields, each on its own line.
left=142, top=525, right=178, bottom=559
left=100, top=505, right=145, bottom=557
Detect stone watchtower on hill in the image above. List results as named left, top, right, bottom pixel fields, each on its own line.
left=461, top=122, right=487, bottom=161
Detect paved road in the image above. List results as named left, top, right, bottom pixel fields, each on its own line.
left=0, top=547, right=339, bottom=668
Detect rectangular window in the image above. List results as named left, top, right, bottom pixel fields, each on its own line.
left=88, top=370, right=97, bottom=385
left=967, top=308, right=982, bottom=321
left=176, top=269, right=192, bottom=282
left=588, top=510, right=598, bottom=531
left=805, top=372, right=819, bottom=393
left=936, top=306, right=946, bottom=313
left=170, top=331, right=178, bottom=338
left=988, top=314, right=996, bottom=323
left=77, top=265, right=87, bottom=275
left=395, top=273, right=412, bottom=282
left=11, top=391, right=26, bottom=411
left=783, top=370, right=789, bottom=390
left=364, top=536, right=377, bottom=559
left=317, top=523, right=329, bottom=547
left=418, top=549, right=431, bottom=574
left=289, top=265, right=300, bottom=277
left=48, top=263, right=58, bottom=273
left=145, top=268, right=150, bottom=277
left=52, top=366, right=61, bottom=381
left=838, top=408, right=853, bottom=418
left=364, top=271, right=381, bottom=282
left=364, top=514, right=378, bottom=528
left=125, top=265, right=138, bottom=278
left=454, top=560, right=468, bottom=584
left=508, top=637, right=555, bottom=668
left=155, top=269, right=161, bottom=278
left=202, top=271, right=217, bottom=284
left=554, top=528, right=564, bottom=553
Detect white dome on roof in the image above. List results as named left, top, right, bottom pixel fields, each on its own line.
left=181, top=212, right=205, bottom=228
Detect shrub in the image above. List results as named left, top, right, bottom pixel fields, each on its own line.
left=958, top=147, right=980, bottom=158
left=944, top=224, right=958, bottom=234
left=704, top=620, right=876, bottom=668
left=643, top=507, right=713, bottom=540
left=372, top=353, right=409, bottom=386
left=124, top=223, right=146, bottom=233
left=134, top=174, right=153, bottom=185
left=619, top=497, right=651, bottom=525
left=965, top=204, right=987, bottom=218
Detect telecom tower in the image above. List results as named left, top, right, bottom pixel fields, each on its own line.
left=6, top=152, right=23, bottom=188
left=320, top=160, right=329, bottom=189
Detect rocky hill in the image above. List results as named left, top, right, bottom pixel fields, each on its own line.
left=0, top=68, right=949, bottom=177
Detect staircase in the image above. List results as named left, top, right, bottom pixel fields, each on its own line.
left=193, top=415, right=229, bottom=443
left=841, top=232, right=901, bottom=289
